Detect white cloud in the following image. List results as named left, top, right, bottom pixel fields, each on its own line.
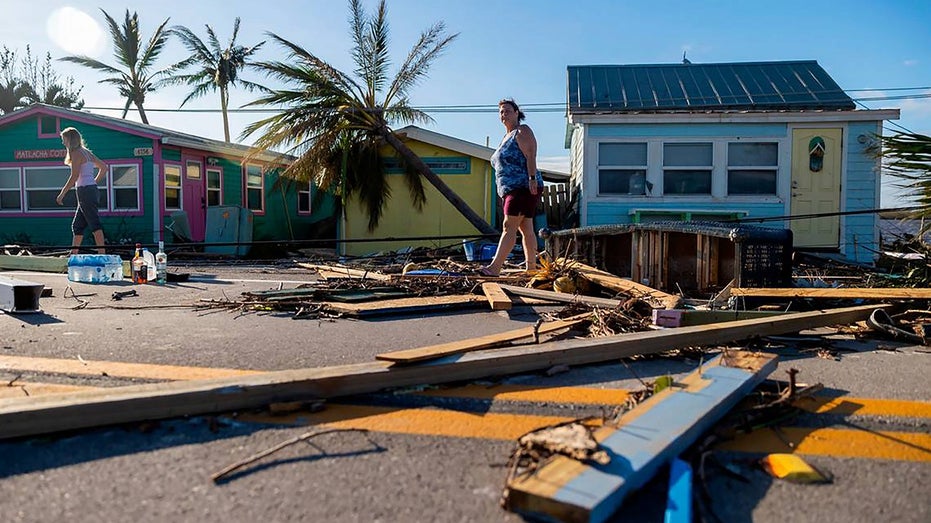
left=903, top=59, right=920, bottom=67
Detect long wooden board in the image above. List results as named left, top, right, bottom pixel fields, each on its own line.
left=296, top=262, right=392, bottom=281
left=0, top=304, right=884, bottom=440
left=504, top=351, right=777, bottom=523
left=498, top=284, right=625, bottom=308
left=730, top=287, right=931, bottom=299
left=320, top=294, right=484, bottom=317
left=563, top=259, right=683, bottom=310
left=376, top=314, right=591, bottom=363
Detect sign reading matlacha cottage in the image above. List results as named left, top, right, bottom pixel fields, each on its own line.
left=14, top=149, right=67, bottom=160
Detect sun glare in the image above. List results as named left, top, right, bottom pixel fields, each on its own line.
left=46, top=7, right=105, bottom=57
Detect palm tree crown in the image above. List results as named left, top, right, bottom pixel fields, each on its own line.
left=59, top=9, right=171, bottom=124
left=242, top=0, right=494, bottom=234
left=165, top=18, right=265, bottom=142
left=0, top=79, right=31, bottom=114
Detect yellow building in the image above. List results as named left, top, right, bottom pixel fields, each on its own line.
left=341, top=126, right=497, bottom=257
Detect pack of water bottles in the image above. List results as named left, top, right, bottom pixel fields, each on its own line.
left=67, top=254, right=124, bottom=283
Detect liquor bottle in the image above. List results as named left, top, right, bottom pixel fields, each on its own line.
left=132, top=243, right=147, bottom=284
left=155, top=241, right=168, bottom=285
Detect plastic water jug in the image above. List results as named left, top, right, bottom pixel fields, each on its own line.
left=142, top=249, right=156, bottom=281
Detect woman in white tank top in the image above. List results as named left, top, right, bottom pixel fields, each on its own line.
left=56, top=127, right=109, bottom=254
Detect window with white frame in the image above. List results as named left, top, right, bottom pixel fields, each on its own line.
left=597, top=142, right=648, bottom=195
left=298, top=180, right=312, bottom=213
left=109, top=164, right=140, bottom=210
left=245, top=164, right=264, bottom=211
left=164, top=164, right=182, bottom=210
left=206, top=168, right=222, bottom=206
left=663, top=143, right=712, bottom=195
left=24, top=166, right=73, bottom=210
left=0, top=167, right=22, bottom=211
left=727, top=142, right=778, bottom=195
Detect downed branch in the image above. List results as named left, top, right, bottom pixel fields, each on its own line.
left=211, top=427, right=373, bottom=483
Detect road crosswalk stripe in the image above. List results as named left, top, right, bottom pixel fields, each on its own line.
left=716, top=426, right=931, bottom=462
left=239, top=404, right=931, bottom=462
left=4, top=375, right=928, bottom=462
left=0, top=355, right=260, bottom=381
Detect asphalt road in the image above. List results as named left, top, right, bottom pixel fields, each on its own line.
left=0, top=266, right=928, bottom=523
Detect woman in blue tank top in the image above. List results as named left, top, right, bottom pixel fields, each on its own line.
left=482, top=98, right=543, bottom=276
left=56, top=127, right=109, bottom=254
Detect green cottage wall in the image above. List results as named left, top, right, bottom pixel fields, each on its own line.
left=0, top=115, right=156, bottom=247
left=249, top=169, right=336, bottom=248
left=1, top=109, right=336, bottom=253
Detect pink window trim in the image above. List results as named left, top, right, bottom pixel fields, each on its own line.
left=37, top=116, right=61, bottom=139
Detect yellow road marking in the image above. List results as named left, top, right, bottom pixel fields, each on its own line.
left=795, top=396, right=931, bottom=419
left=0, top=382, right=97, bottom=399
left=418, top=384, right=631, bottom=405
left=4, top=372, right=929, bottom=463
left=239, top=404, right=576, bottom=440
left=718, top=427, right=931, bottom=462
left=0, top=355, right=259, bottom=381
left=243, top=405, right=931, bottom=462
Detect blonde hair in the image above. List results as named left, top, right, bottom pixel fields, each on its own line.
left=60, top=127, right=88, bottom=165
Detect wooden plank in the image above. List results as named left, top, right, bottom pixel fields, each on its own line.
left=0, top=304, right=883, bottom=440
left=295, top=262, right=392, bottom=281
left=376, top=314, right=590, bottom=363
left=481, top=282, right=512, bottom=310
left=730, top=287, right=931, bottom=299
left=562, top=259, right=683, bottom=310
left=652, top=309, right=788, bottom=327
left=0, top=255, right=67, bottom=273
left=320, top=294, right=484, bottom=317
left=504, top=351, right=777, bottom=523
left=498, top=284, right=625, bottom=309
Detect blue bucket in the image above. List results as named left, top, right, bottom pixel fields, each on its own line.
left=462, top=240, right=497, bottom=262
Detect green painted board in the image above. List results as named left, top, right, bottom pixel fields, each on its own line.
left=0, top=255, right=67, bottom=273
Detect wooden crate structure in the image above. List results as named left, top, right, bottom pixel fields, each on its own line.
left=543, top=221, right=793, bottom=292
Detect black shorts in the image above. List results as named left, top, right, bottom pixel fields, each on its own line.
left=72, top=184, right=102, bottom=235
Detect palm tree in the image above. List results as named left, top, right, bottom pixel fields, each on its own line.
left=165, top=18, right=265, bottom=142
left=0, top=79, right=31, bottom=114
left=241, top=0, right=495, bottom=234
left=59, top=9, right=171, bottom=124
left=874, top=132, right=931, bottom=230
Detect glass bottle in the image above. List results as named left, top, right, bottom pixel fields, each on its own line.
left=132, top=243, right=147, bottom=284
left=155, top=241, right=168, bottom=285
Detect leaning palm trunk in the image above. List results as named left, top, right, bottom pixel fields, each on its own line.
left=379, top=128, right=497, bottom=236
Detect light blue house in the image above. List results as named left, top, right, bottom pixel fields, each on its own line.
left=564, top=60, right=899, bottom=263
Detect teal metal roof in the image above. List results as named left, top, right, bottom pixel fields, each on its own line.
left=567, top=60, right=855, bottom=114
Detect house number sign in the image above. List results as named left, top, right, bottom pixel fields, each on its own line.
left=134, top=147, right=154, bottom=156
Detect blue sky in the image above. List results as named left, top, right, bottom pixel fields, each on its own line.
left=3, top=0, right=929, bottom=206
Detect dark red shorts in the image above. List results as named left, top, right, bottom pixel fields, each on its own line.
left=503, top=188, right=539, bottom=217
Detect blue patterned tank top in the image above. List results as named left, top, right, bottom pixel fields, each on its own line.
left=491, top=129, right=543, bottom=197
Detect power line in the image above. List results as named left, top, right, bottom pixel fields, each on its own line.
left=78, top=87, right=931, bottom=115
